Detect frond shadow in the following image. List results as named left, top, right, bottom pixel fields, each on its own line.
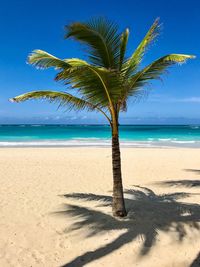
left=185, top=169, right=200, bottom=175
left=153, top=168, right=200, bottom=188
left=155, top=180, right=200, bottom=188
left=56, top=186, right=200, bottom=267
left=189, top=252, right=200, bottom=267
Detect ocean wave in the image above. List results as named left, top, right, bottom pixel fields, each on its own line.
left=0, top=140, right=110, bottom=147
left=71, top=137, right=104, bottom=140
left=171, top=140, right=196, bottom=144
left=0, top=139, right=200, bottom=148
left=158, top=138, right=177, bottom=141
left=190, top=126, right=199, bottom=129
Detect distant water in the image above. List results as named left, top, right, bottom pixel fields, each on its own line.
left=0, top=124, right=200, bottom=147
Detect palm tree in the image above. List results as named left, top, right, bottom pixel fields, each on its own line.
left=10, top=17, right=195, bottom=217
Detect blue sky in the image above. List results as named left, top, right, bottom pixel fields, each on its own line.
left=0, top=0, right=199, bottom=124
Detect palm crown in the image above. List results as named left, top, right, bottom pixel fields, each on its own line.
left=11, top=17, right=195, bottom=129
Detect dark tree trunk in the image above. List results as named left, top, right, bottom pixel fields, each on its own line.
left=112, top=133, right=127, bottom=217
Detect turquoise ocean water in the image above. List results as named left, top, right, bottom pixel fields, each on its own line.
left=0, top=124, right=200, bottom=147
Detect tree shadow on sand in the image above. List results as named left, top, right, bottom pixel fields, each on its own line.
left=156, top=180, right=200, bottom=188
left=56, top=186, right=200, bottom=267
left=185, top=169, right=200, bottom=175
left=154, top=169, right=200, bottom=188
left=189, top=252, right=200, bottom=267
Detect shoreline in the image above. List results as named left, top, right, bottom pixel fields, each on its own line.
left=0, top=139, right=200, bottom=148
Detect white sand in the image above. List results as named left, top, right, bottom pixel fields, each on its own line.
left=0, top=147, right=200, bottom=267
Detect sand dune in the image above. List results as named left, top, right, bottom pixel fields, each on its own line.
left=0, top=147, right=200, bottom=267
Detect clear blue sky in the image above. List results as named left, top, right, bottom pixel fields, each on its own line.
left=0, top=0, right=199, bottom=124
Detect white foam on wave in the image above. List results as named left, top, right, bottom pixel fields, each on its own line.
left=190, top=126, right=199, bottom=129
left=71, top=137, right=104, bottom=140
left=171, top=140, right=196, bottom=144
left=0, top=139, right=110, bottom=147
left=158, top=138, right=177, bottom=141
left=0, top=138, right=200, bottom=148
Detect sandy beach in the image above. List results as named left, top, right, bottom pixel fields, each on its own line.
left=0, top=147, right=200, bottom=267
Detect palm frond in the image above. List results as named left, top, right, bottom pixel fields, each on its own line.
left=9, top=91, right=111, bottom=122
left=125, top=54, right=195, bottom=99
left=28, top=50, right=71, bottom=69
left=55, top=58, right=123, bottom=107
left=65, top=17, right=121, bottom=69
left=119, top=28, right=129, bottom=70
left=123, top=18, right=161, bottom=76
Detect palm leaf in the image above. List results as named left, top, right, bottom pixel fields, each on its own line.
left=28, top=50, right=71, bottom=69
left=125, top=54, right=195, bottom=98
left=9, top=90, right=111, bottom=122
left=55, top=58, right=123, bottom=107
left=28, top=53, right=123, bottom=108
left=123, top=18, right=161, bottom=76
left=65, top=17, right=121, bottom=69
left=119, top=28, right=129, bottom=70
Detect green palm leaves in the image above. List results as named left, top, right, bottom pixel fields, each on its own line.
left=11, top=17, right=195, bottom=123
left=125, top=54, right=196, bottom=98
left=123, top=18, right=160, bottom=77
left=119, top=28, right=129, bottom=70
left=28, top=50, right=71, bottom=69
left=65, top=17, right=121, bottom=68
left=10, top=90, right=98, bottom=111
left=11, top=90, right=111, bottom=123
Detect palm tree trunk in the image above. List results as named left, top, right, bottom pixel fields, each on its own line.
left=112, top=132, right=127, bottom=217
